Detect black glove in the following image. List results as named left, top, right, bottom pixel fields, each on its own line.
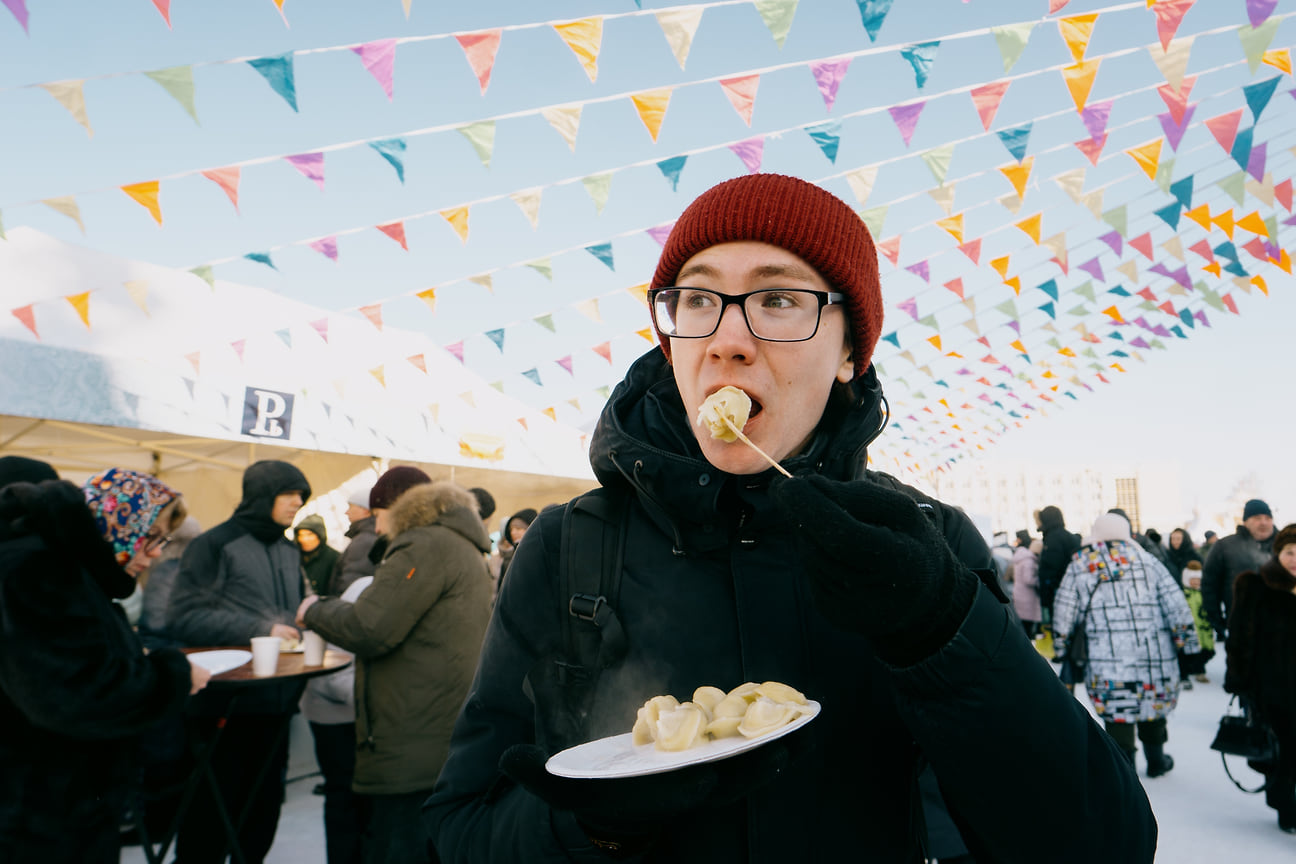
left=771, top=474, right=977, bottom=666
left=1177, top=648, right=1214, bottom=677
left=499, top=730, right=809, bottom=853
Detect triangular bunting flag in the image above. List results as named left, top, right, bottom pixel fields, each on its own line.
left=65, top=291, right=91, bottom=328
left=457, top=120, right=495, bottom=168
left=541, top=105, right=582, bottom=151
left=631, top=87, right=672, bottom=142
left=42, top=196, right=85, bottom=233
left=807, top=120, right=842, bottom=163
left=1125, top=140, right=1162, bottom=180
left=921, top=143, right=954, bottom=185
left=969, top=80, right=1010, bottom=130
left=13, top=304, right=39, bottom=338
left=755, top=0, right=798, bottom=49
left=40, top=80, right=93, bottom=137
left=1152, top=0, right=1194, bottom=52
left=656, top=8, right=703, bottom=69
left=246, top=54, right=298, bottom=111
left=553, top=17, right=603, bottom=82
left=1057, top=13, right=1098, bottom=63
left=415, top=288, right=436, bottom=313
left=1074, top=134, right=1107, bottom=166
left=729, top=136, right=765, bottom=173
left=585, top=242, right=615, bottom=270
left=511, top=188, right=542, bottom=228
left=121, top=180, right=162, bottom=225
left=1061, top=58, right=1100, bottom=113
left=719, top=75, right=760, bottom=125
left=899, top=41, right=940, bottom=88
left=992, top=22, right=1033, bottom=73
left=201, top=166, right=240, bottom=211
left=309, top=236, right=338, bottom=262
left=351, top=38, right=396, bottom=100
left=929, top=183, right=956, bottom=215
left=809, top=57, right=850, bottom=111
left=440, top=206, right=470, bottom=244
left=284, top=152, right=325, bottom=191
left=1014, top=213, right=1042, bottom=244
left=888, top=101, right=925, bottom=147
left=1239, top=18, right=1280, bottom=73
left=144, top=65, right=198, bottom=123
left=456, top=30, right=502, bottom=94
left=856, top=0, right=894, bottom=41
left=377, top=221, right=408, bottom=250
left=1000, top=157, right=1033, bottom=199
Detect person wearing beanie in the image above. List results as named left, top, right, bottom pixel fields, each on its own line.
left=0, top=469, right=205, bottom=862
left=469, top=487, right=496, bottom=522
left=1052, top=512, right=1202, bottom=779
left=1224, top=523, right=1296, bottom=834
left=166, top=459, right=313, bottom=863
left=330, top=480, right=379, bottom=599
left=295, top=513, right=341, bottom=597
left=299, top=481, right=491, bottom=863
left=496, top=507, right=538, bottom=588
left=1035, top=504, right=1082, bottom=620
left=0, top=454, right=58, bottom=488
left=1203, top=497, right=1277, bottom=643
left=425, top=174, right=1155, bottom=863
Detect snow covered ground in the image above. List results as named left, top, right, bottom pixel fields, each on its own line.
left=123, top=652, right=1293, bottom=862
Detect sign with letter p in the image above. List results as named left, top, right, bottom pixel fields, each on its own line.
left=242, top=387, right=294, bottom=439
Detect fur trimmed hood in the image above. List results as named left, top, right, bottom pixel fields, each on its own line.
left=388, top=481, right=489, bottom=552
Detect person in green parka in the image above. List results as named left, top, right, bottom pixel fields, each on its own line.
left=297, top=475, right=492, bottom=864
left=1181, top=559, right=1216, bottom=682
left=296, top=513, right=341, bottom=597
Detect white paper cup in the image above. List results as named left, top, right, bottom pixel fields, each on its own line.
left=302, top=631, right=326, bottom=666
left=250, top=636, right=281, bottom=676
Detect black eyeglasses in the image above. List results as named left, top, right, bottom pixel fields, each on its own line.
left=648, top=287, right=845, bottom=342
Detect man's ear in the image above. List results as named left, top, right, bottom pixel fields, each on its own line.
left=836, top=351, right=854, bottom=384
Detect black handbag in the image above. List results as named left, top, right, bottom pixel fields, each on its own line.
left=1058, top=580, right=1101, bottom=686
left=1210, top=696, right=1279, bottom=793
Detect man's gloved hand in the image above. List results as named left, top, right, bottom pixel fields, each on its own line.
left=770, top=474, right=977, bottom=666
left=499, top=729, right=808, bottom=854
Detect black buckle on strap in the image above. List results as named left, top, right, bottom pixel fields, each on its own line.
left=569, top=593, right=605, bottom=621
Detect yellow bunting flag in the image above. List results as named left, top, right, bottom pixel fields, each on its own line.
left=1124, top=140, right=1162, bottom=180
left=990, top=255, right=1011, bottom=278
left=1101, top=306, right=1126, bottom=324
left=440, top=206, right=470, bottom=244
left=1236, top=211, right=1267, bottom=235
left=1183, top=204, right=1211, bottom=230
left=626, top=283, right=650, bottom=306
left=1000, top=156, right=1034, bottom=199
left=656, top=8, right=703, bottom=69
left=369, top=366, right=386, bottom=388
left=415, top=287, right=437, bottom=313
left=631, top=88, right=672, bottom=142
left=576, top=298, right=601, bottom=321
left=927, top=335, right=942, bottom=351
left=124, top=281, right=149, bottom=315
left=1262, top=48, right=1291, bottom=74
left=1004, top=276, right=1021, bottom=294
left=540, top=104, right=582, bottom=151
left=636, top=327, right=655, bottom=342
left=40, top=80, right=93, bottom=137
left=66, top=292, right=91, bottom=328
left=468, top=274, right=493, bottom=293
left=1058, top=13, right=1099, bottom=63
left=935, top=213, right=964, bottom=243
left=42, top=196, right=85, bottom=233
left=121, top=181, right=162, bottom=225
left=1061, top=58, right=1100, bottom=113
left=1252, top=275, right=1269, bottom=294
left=1211, top=209, right=1234, bottom=239
left=543, top=407, right=557, bottom=422
left=553, top=17, right=603, bottom=82
left=1014, top=213, right=1042, bottom=244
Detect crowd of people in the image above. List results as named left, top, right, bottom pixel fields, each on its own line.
left=1, top=174, right=1292, bottom=864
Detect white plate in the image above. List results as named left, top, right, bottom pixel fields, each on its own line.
left=546, top=700, right=820, bottom=779
left=187, top=649, right=253, bottom=676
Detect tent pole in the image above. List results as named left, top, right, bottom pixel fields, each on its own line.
left=42, top=421, right=246, bottom=470
left=0, top=419, right=45, bottom=450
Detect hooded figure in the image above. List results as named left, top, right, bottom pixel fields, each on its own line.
left=0, top=467, right=197, bottom=863
left=295, top=513, right=340, bottom=596
left=1036, top=505, right=1082, bottom=613
left=166, top=459, right=312, bottom=864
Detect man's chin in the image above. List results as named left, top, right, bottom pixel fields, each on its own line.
left=701, top=442, right=779, bottom=476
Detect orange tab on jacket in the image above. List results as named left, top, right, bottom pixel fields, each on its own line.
left=405, top=568, right=416, bottom=580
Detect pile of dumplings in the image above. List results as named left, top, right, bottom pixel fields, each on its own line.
left=631, top=681, right=810, bottom=752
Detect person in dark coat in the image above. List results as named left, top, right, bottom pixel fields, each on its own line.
left=300, top=479, right=493, bottom=864
left=1036, top=505, right=1082, bottom=619
left=496, top=507, right=537, bottom=587
left=297, top=513, right=342, bottom=596
left=1165, top=527, right=1203, bottom=577
left=422, top=174, right=1155, bottom=863
left=0, top=467, right=206, bottom=863
left=0, top=454, right=59, bottom=487
left=1203, top=498, right=1277, bottom=642
left=167, top=459, right=312, bottom=864
left=332, top=482, right=378, bottom=596
left=1224, top=523, right=1296, bottom=834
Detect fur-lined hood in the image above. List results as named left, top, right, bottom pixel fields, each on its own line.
left=388, top=481, right=490, bottom=553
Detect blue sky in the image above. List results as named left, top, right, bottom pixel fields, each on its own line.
left=2, top=0, right=1294, bottom=516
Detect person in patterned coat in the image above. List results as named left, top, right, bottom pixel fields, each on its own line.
left=1053, top=512, right=1201, bottom=778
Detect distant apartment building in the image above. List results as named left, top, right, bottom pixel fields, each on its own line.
left=929, top=461, right=1189, bottom=541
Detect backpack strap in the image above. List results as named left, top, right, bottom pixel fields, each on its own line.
left=559, top=488, right=630, bottom=674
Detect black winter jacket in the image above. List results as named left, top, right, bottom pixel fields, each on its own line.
left=0, top=481, right=192, bottom=861
left=1037, top=514, right=1081, bottom=611
left=424, top=351, right=1155, bottom=863
left=1202, top=525, right=1275, bottom=637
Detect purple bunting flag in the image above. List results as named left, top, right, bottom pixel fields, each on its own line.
left=309, top=236, right=339, bottom=261
left=728, top=136, right=765, bottom=173
left=1157, top=105, right=1195, bottom=151
left=1247, top=142, right=1267, bottom=181
left=1080, top=100, right=1112, bottom=143
left=351, top=38, right=397, bottom=100
left=1077, top=257, right=1105, bottom=282
left=905, top=261, right=930, bottom=282
left=3, top=0, right=28, bottom=32
left=888, top=101, right=926, bottom=147
left=1248, top=0, right=1279, bottom=27
left=1098, top=231, right=1122, bottom=256
left=285, top=152, right=326, bottom=191
left=809, top=58, right=851, bottom=112
left=646, top=222, right=675, bottom=247
left=896, top=297, right=919, bottom=320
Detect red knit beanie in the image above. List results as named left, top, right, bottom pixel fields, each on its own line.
left=649, top=173, right=883, bottom=380
left=369, top=465, right=431, bottom=510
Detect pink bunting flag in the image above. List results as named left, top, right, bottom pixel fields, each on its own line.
left=3, top=0, right=28, bottom=32
left=1129, top=233, right=1154, bottom=260
left=201, top=166, right=241, bottom=212
left=456, top=30, right=502, bottom=95
left=1153, top=0, right=1194, bottom=51
left=593, top=342, right=613, bottom=364
left=11, top=304, right=37, bottom=338
left=556, top=356, right=575, bottom=376
left=309, top=318, right=329, bottom=343
left=445, top=341, right=466, bottom=363
left=1049, top=0, right=1071, bottom=12
left=376, top=221, right=408, bottom=250
left=351, top=39, right=397, bottom=100
left=957, top=239, right=982, bottom=264
left=360, top=304, right=383, bottom=330
left=1188, top=239, right=1214, bottom=261
left=969, top=80, right=1010, bottom=131
left=285, top=152, right=325, bottom=191
left=1080, top=99, right=1112, bottom=143
left=1074, top=134, right=1106, bottom=166
left=876, top=236, right=901, bottom=267
left=719, top=75, right=760, bottom=126
left=231, top=339, right=246, bottom=362
left=943, top=278, right=964, bottom=299
left=1156, top=76, right=1195, bottom=124
left=728, top=136, right=764, bottom=174
left=896, top=297, right=919, bottom=320
left=309, top=236, right=338, bottom=262
left=151, top=0, right=171, bottom=27
left=645, top=222, right=675, bottom=247
left=888, top=101, right=926, bottom=147
left=809, top=58, right=851, bottom=112
left=1205, top=110, right=1242, bottom=154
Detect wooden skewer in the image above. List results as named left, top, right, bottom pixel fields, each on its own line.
left=723, top=415, right=792, bottom=478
